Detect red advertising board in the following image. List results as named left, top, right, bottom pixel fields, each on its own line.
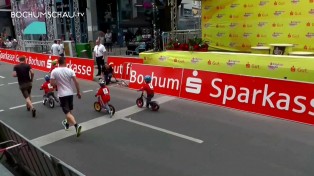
left=180, top=69, right=314, bottom=125
left=128, top=63, right=314, bottom=125
left=107, top=56, right=143, bottom=80
left=0, top=49, right=94, bottom=81
left=64, top=57, right=94, bottom=80
left=129, top=64, right=183, bottom=97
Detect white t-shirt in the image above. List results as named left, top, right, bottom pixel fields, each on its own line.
left=93, top=44, right=106, bottom=57
left=50, top=67, right=76, bottom=97
left=6, top=41, right=12, bottom=48
left=51, top=43, right=60, bottom=56
left=105, top=33, right=112, bottom=42
left=59, top=44, right=64, bottom=54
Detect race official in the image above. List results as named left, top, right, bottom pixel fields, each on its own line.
left=93, top=39, right=106, bottom=76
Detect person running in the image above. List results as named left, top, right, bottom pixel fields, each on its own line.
left=12, top=56, right=36, bottom=117
left=50, top=57, right=82, bottom=137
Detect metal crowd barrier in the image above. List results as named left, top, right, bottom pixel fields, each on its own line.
left=22, top=40, right=54, bottom=54
left=162, top=29, right=202, bottom=51
left=0, top=120, right=85, bottom=176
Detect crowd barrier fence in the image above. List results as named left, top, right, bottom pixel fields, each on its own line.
left=0, top=120, right=85, bottom=176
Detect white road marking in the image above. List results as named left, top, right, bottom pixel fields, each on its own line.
left=0, top=84, right=4, bottom=87
left=122, top=118, right=204, bottom=144
left=31, top=96, right=180, bottom=147
left=0, top=76, right=5, bottom=78
left=31, top=95, right=45, bottom=98
left=9, top=100, right=43, bottom=110
left=8, top=82, right=18, bottom=85
left=9, top=90, right=94, bottom=110
left=36, top=78, right=44, bottom=80
left=0, top=110, right=4, bottom=112
left=82, top=90, right=93, bottom=93
left=31, top=118, right=117, bottom=147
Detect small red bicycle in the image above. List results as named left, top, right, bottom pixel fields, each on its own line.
left=93, top=96, right=116, bottom=116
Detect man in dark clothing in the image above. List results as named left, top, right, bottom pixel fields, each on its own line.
left=12, top=56, right=36, bottom=117
left=101, top=63, right=114, bottom=85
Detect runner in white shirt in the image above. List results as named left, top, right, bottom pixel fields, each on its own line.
left=50, top=57, right=82, bottom=137
left=93, top=39, right=106, bottom=76
left=51, top=40, right=60, bottom=56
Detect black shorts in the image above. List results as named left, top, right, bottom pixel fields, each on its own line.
left=59, top=95, right=73, bottom=114
left=19, top=82, right=32, bottom=99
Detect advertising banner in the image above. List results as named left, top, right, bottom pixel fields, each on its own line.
left=65, top=57, right=94, bottom=80
left=202, top=0, right=314, bottom=52
left=128, top=64, right=183, bottom=97
left=140, top=51, right=314, bottom=83
left=107, top=56, right=143, bottom=80
left=0, top=49, right=94, bottom=81
left=180, top=69, right=314, bottom=125
left=128, top=63, right=314, bottom=125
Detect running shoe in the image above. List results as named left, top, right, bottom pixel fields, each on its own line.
left=62, top=119, right=69, bottom=131
left=27, top=105, right=31, bottom=111
left=32, top=108, right=36, bottom=117
left=109, top=110, right=113, bottom=118
left=76, top=125, right=82, bottom=137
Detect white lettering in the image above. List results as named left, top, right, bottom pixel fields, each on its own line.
left=252, top=89, right=262, bottom=104
left=47, top=59, right=52, bottom=69
left=222, top=85, right=236, bottom=105
left=138, top=74, right=144, bottom=84
left=167, top=78, right=180, bottom=90
left=237, top=87, right=249, bottom=103
left=276, top=93, right=290, bottom=110
left=16, top=12, right=22, bottom=18
left=112, top=65, right=119, bottom=74
left=119, top=64, right=123, bottom=74
left=126, top=63, right=131, bottom=75
left=186, top=77, right=202, bottom=94
left=130, top=70, right=137, bottom=83
left=308, top=99, right=314, bottom=116
left=68, top=63, right=92, bottom=76
left=11, top=12, right=15, bottom=18
left=86, top=66, right=92, bottom=76
left=262, top=84, right=275, bottom=108
left=129, top=70, right=179, bottom=90
left=210, top=78, right=222, bottom=98
left=292, top=96, right=306, bottom=114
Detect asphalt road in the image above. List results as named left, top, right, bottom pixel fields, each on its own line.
left=1, top=62, right=314, bottom=176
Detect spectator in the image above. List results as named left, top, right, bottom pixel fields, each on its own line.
left=51, top=40, right=60, bottom=56
left=135, top=42, right=146, bottom=54
left=12, top=39, right=18, bottom=50
left=0, top=37, right=4, bottom=48
left=58, top=40, right=64, bottom=56
left=105, top=29, right=113, bottom=52
left=125, top=29, right=134, bottom=45
left=135, top=27, right=142, bottom=36
left=98, top=31, right=105, bottom=45
left=5, top=39, right=12, bottom=48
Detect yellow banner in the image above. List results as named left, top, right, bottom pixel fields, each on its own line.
left=202, top=0, right=314, bottom=52
left=140, top=51, right=314, bottom=83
